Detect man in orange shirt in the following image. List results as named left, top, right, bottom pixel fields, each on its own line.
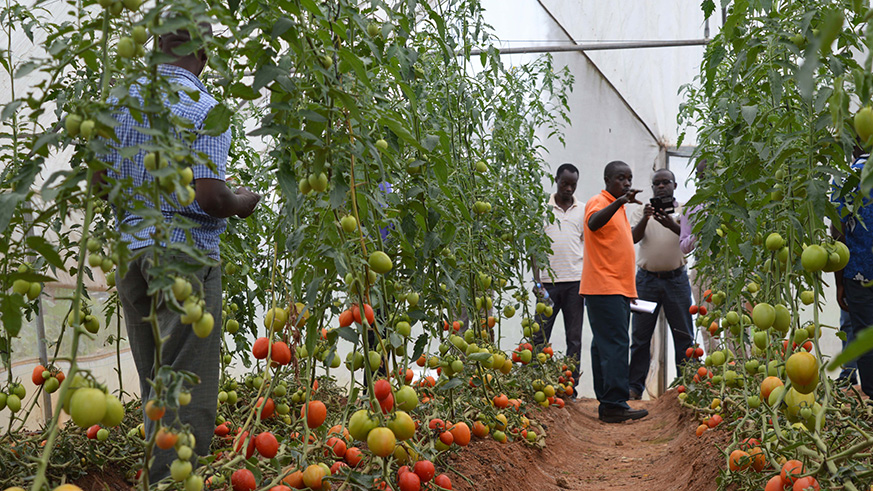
left=580, top=161, right=649, bottom=423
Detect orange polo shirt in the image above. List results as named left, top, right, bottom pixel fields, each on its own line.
left=579, top=190, right=637, bottom=298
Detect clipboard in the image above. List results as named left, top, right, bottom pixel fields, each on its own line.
left=630, top=299, right=657, bottom=314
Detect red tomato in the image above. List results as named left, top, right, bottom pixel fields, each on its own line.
left=434, top=474, right=453, bottom=490
left=252, top=337, right=270, bottom=359
left=413, top=460, right=435, bottom=482
left=374, top=379, right=392, bottom=401
left=398, top=471, right=421, bottom=491
left=86, top=424, right=101, bottom=440
left=345, top=447, right=363, bottom=467
left=792, top=477, right=819, bottom=491
left=231, top=469, right=257, bottom=491
left=255, top=432, right=279, bottom=459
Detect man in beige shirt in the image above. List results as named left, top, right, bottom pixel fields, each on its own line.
left=533, top=163, right=585, bottom=396
left=627, top=169, right=694, bottom=400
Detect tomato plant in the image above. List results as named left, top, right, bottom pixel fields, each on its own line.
left=0, top=0, right=579, bottom=489
left=677, top=1, right=873, bottom=490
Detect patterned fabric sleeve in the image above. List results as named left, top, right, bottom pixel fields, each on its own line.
left=190, top=127, right=230, bottom=181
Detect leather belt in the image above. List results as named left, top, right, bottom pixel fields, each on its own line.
left=641, top=267, right=684, bottom=279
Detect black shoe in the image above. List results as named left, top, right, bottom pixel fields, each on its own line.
left=628, top=389, right=642, bottom=401
left=599, top=407, right=649, bottom=423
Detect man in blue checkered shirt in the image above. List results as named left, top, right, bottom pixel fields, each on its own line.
left=99, top=22, right=259, bottom=484
left=833, top=147, right=873, bottom=399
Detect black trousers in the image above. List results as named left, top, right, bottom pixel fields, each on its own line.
left=532, top=281, right=584, bottom=388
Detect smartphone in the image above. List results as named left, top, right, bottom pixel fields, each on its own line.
left=650, top=196, right=674, bottom=215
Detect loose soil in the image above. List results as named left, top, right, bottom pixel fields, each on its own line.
left=71, top=468, right=133, bottom=491
left=449, top=391, right=726, bottom=491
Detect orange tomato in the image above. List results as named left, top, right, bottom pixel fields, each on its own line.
left=493, top=394, right=509, bottom=408
left=472, top=421, right=489, bottom=438
left=145, top=400, right=165, bottom=421
left=256, top=397, right=275, bottom=419
left=781, top=460, right=804, bottom=485
left=282, top=468, right=305, bottom=489
left=449, top=422, right=471, bottom=446
left=32, top=365, right=46, bottom=385
left=792, top=476, right=819, bottom=491
left=325, top=436, right=347, bottom=458
left=302, top=464, right=325, bottom=490
left=344, top=447, right=363, bottom=467
left=439, top=431, right=454, bottom=445
left=252, top=337, right=270, bottom=359
left=729, top=449, right=750, bottom=471
left=155, top=427, right=178, bottom=450
left=764, top=475, right=786, bottom=491
left=255, top=432, right=279, bottom=459
left=338, top=309, right=353, bottom=327
left=270, top=341, right=292, bottom=365
left=749, top=446, right=766, bottom=472
left=760, top=376, right=784, bottom=401
left=301, top=400, right=327, bottom=428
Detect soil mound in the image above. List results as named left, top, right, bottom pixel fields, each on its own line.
left=449, top=391, right=724, bottom=491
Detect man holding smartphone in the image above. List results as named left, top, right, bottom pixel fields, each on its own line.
left=627, top=168, right=694, bottom=400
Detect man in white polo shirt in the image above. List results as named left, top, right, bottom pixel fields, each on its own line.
left=533, top=163, right=585, bottom=396
left=627, top=168, right=694, bottom=400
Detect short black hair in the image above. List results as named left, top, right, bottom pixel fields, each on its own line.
left=604, top=160, right=629, bottom=179
left=653, top=168, right=675, bottom=181
left=555, top=163, right=579, bottom=181
left=159, top=20, right=213, bottom=57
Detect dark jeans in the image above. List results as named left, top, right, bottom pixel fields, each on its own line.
left=839, top=309, right=858, bottom=383
left=843, top=278, right=873, bottom=397
left=119, top=252, right=222, bottom=484
left=629, top=268, right=695, bottom=395
left=532, top=281, right=584, bottom=387
left=586, top=294, right=632, bottom=412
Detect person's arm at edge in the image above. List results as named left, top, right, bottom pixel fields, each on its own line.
left=588, top=198, right=623, bottom=231
left=531, top=255, right=542, bottom=284
left=679, top=210, right=696, bottom=254
left=632, top=204, right=652, bottom=243
left=196, top=178, right=260, bottom=218
left=92, top=168, right=109, bottom=200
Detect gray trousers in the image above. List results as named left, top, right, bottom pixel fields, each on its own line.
left=118, top=252, right=222, bottom=483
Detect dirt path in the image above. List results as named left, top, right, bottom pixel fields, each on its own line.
left=450, top=391, right=724, bottom=491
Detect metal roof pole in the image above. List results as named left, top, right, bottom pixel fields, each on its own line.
left=468, top=38, right=710, bottom=57
left=22, top=204, right=53, bottom=424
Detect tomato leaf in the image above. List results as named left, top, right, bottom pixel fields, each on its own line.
left=1, top=101, right=22, bottom=122
left=467, top=352, right=492, bottom=362
left=336, top=326, right=358, bottom=344
left=412, top=333, right=428, bottom=360
left=437, top=377, right=464, bottom=392
left=25, top=236, right=64, bottom=270
left=202, top=103, right=233, bottom=137
left=0, top=294, right=24, bottom=337
left=272, top=17, right=295, bottom=39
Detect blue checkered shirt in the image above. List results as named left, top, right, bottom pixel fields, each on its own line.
left=103, top=64, right=230, bottom=258
left=834, top=155, right=873, bottom=282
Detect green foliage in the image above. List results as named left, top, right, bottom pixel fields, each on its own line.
left=0, top=0, right=573, bottom=488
